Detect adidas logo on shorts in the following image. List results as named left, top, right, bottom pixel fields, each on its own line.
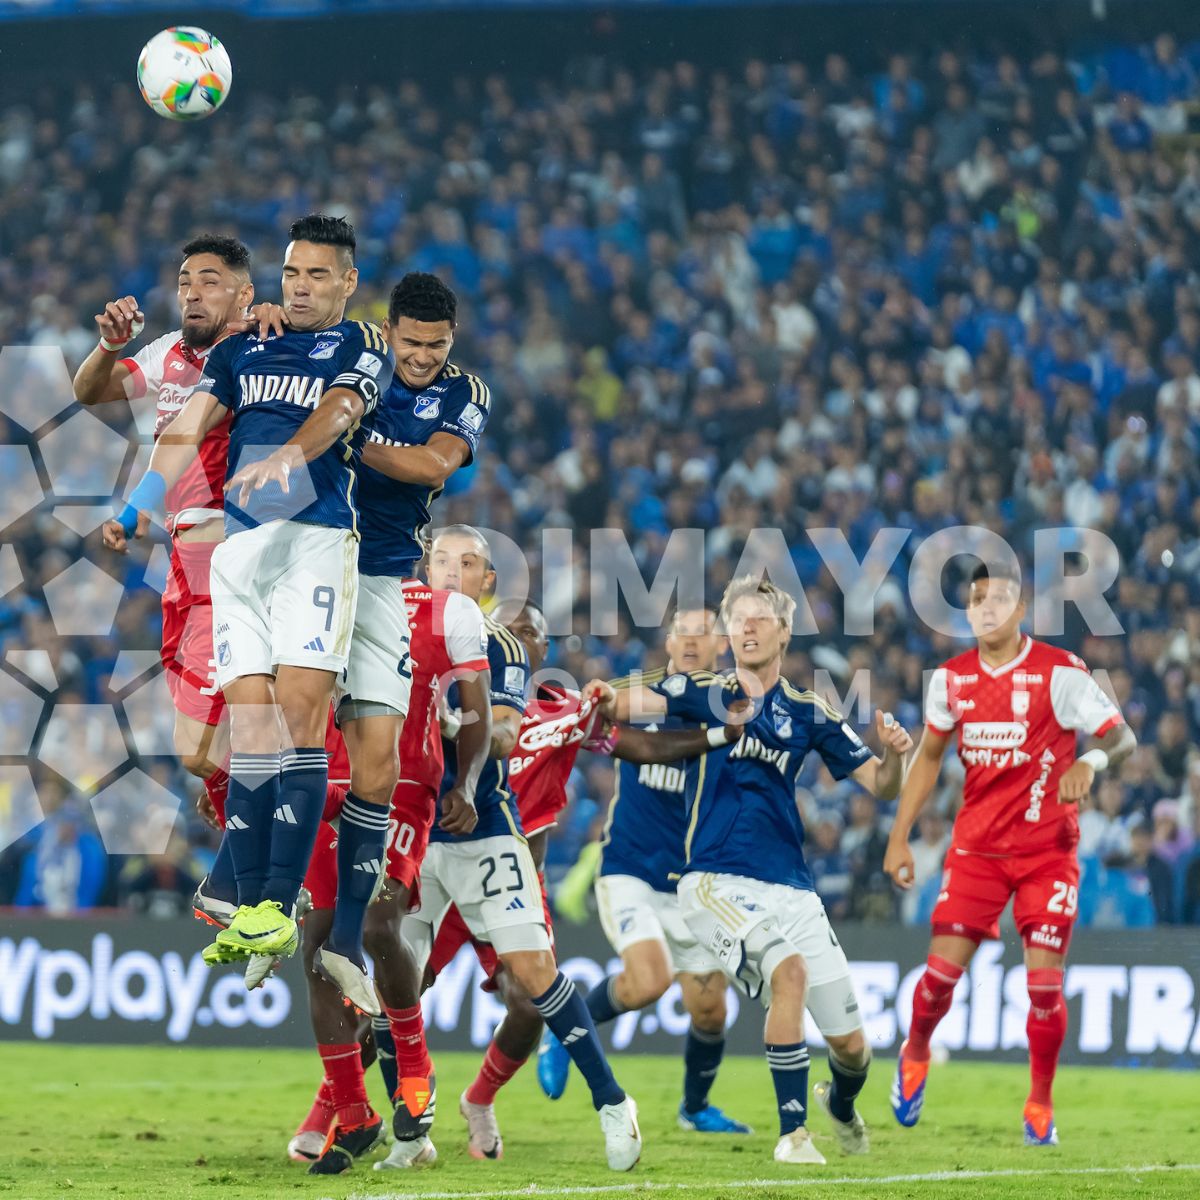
left=505, top=897, right=526, bottom=912
left=304, top=636, right=326, bottom=653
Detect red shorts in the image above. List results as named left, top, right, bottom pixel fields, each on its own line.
left=386, top=781, right=437, bottom=891
left=302, top=781, right=436, bottom=911
left=427, top=874, right=554, bottom=990
left=931, top=844, right=1080, bottom=953
left=161, top=539, right=223, bottom=725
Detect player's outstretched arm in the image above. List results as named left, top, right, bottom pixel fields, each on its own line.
left=74, top=296, right=143, bottom=406
left=1058, top=722, right=1137, bottom=803
left=440, top=668, right=491, bottom=836
left=101, top=388, right=225, bottom=553
left=361, top=431, right=471, bottom=488
left=883, top=726, right=951, bottom=890
left=609, top=720, right=745, bottom=766
left=224, top=384, right=368, bottom=507
left=582, top=678, right=667, bottom=724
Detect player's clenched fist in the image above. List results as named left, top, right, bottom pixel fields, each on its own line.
left=95, top=296, right=145, bottom=350
left=101, top=511, right=150, bottom=553
left=883, top=837, right=916, bottom=890
left=875, top=710, right=914, bottom=755
left=582, top=678, right=617, bottom=715
left=1056, top=759, right=1095, bottom=803
left=439, top=785, right=478, bottom=836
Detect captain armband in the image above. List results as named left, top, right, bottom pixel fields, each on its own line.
left=330, top=371, right=381, bottom=414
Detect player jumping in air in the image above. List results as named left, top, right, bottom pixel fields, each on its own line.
left=291, top=574, right=492, bottom=1174
left=884, top=561, right=1135, bottom=1146
left=539, top=607, right=753, bottom=1136
left=86, top=235, right=253, bottom=889
left=589, top=577, right=913, bottom=1165
left=375, top=526, right=641, bottom=1173
left=113, top=214, right=392, bottom=993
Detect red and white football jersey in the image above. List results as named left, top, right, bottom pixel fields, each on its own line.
left=399, top=581, right=490, bottom=792
left=122, top=331, right=230, bottom=524
left=926, top=636, right=1124, bottom=856
left=509, top=685, right=600, bottom=836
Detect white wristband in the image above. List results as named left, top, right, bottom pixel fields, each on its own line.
left=1079, top=748, right=1109, bottom=774
left=98, top=337, right=128, bottom=354
left=442, top=709, right=462, bottom=740
left=706, top=726, right=734, bottom=748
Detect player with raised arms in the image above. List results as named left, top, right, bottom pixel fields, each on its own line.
left=110, top=214, right=393, bottom=996
left=885, top=560, right=1136, bottom=1146
left=587, top=576, right=913, bottom=1165
left=538, top=607, right=752, bottom=1137
left=85, top=235, right=253, bottom=899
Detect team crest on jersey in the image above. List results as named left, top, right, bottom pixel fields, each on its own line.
left=309, top=340, right=339, bottom=360
left=1011, top=690, right=1031, bottom=718
left=771, top=703, right=793, bottom=739
left=413, top=394, right=442, bottom=420
left=662, top=674, right=687, bottom=698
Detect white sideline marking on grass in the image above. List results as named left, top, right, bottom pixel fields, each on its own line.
left=340, top=1161, right=1200, bottom=1200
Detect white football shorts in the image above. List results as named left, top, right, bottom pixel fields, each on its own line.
left=336, top=573, right=413, bottom=718
left=677, top=871, right=862, bottom=1035
left=209, top=519, right=358, bottom=687
left=595, top=872, right=722, bottom=975
left=402, top=833, right=550, bottom=963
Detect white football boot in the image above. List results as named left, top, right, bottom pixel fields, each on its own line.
left=599, top=1096, right=641, bottom=1171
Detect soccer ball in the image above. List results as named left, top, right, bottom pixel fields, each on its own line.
left=137, top=27, right=231, bottom=121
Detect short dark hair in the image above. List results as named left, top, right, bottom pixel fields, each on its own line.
left=970, top=560, right=1022, bottom=589
left=288, top=214, right=356, bottom=263
left=388, top=273, right=457, bottom=326
left=181, top=234, right=251, bottom=273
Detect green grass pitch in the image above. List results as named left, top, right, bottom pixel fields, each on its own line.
left=0, top=1045, right=1196, bottom=1199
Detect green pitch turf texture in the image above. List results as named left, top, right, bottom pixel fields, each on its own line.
left=0, top=1045, right=1195, bottom=1200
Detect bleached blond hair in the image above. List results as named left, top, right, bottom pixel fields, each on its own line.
left=718, top=575, right=796, bottom=637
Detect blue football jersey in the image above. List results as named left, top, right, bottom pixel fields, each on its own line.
left=651, top=669, right=873, bottom=891
left=196, top=320, right=393, bottom=535
left=433, top=615, right=530, bottom=843
left=598, top=668, right=690, bottom=893
left=358, top=364, right=492, bottom=577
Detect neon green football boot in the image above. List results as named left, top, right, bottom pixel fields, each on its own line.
left=214, top=900, right=299, bottom=957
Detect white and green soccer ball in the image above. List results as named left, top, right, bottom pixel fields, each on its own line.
left=137, top=27, right=232, bottom=121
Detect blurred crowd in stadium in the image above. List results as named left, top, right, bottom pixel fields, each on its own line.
left=2, top=32, right=1200, bottom=927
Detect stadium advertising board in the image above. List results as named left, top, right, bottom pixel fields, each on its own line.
left=2, top=916, right=1197, bottom=1066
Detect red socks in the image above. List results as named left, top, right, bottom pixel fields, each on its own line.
left=386, top=1003, right=434, bottom=1117
left=296, top=1077, right=336, bottom=1136
left=906, top=954, right=964, bottom=1062
left=1026, top=968, right=1066, bottom=1107
left=466, top=1040, right=527, bottom=1106
left=203, top=767, right=229, bottom=824
left=318, top=1043, right=375, bottom=1130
